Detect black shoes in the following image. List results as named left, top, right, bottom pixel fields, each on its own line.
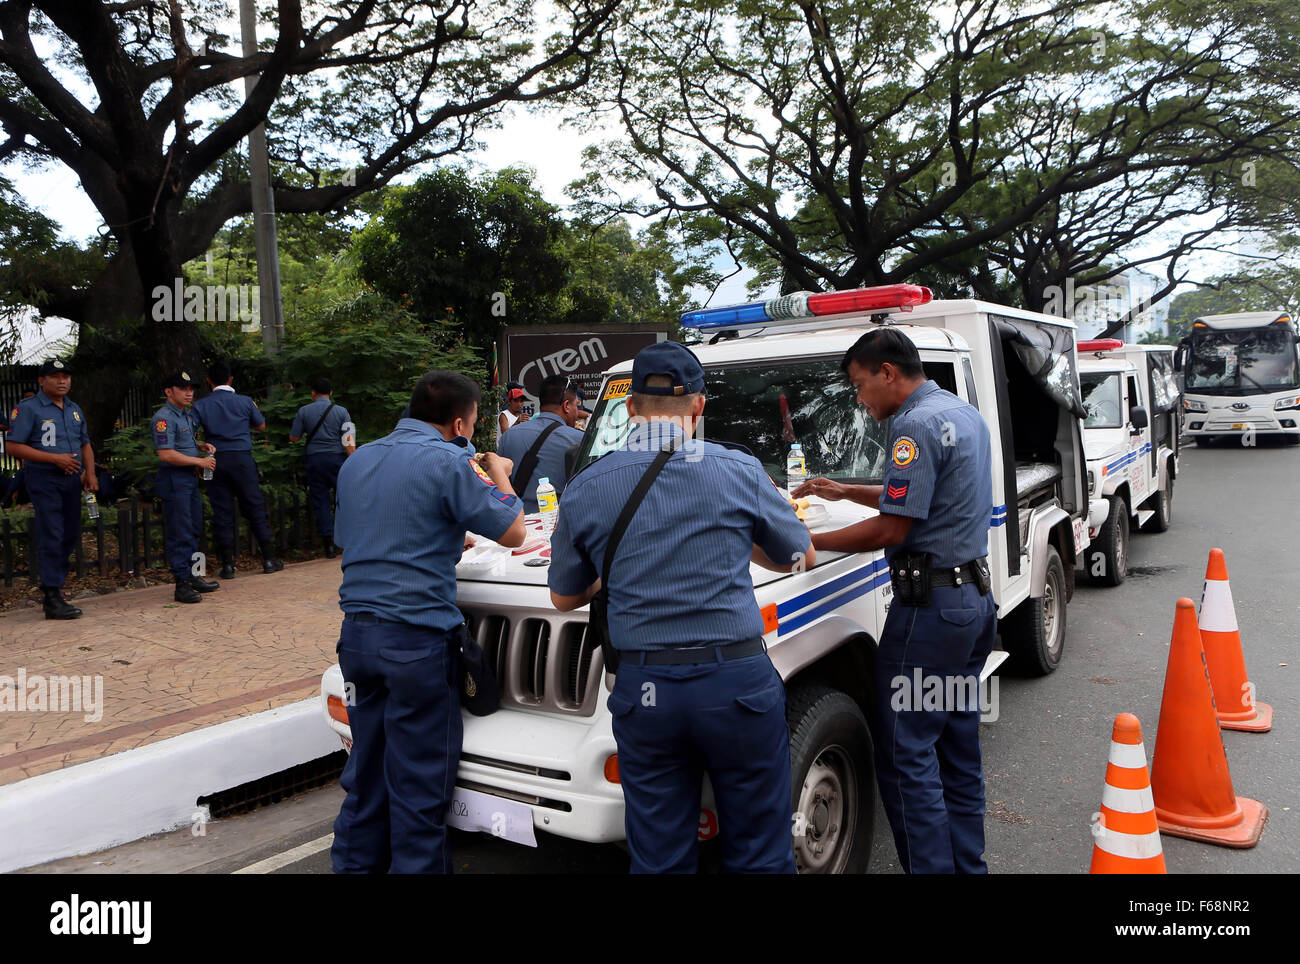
left=190, top=575, right=220, bottom=593
left=262, top=557, right=284, bottom=574
left=324, top=544, right=338, bottom=559
left=174, top=581, right=202, bottom=604
left=42, top=587, right=82, bottom=620
left=219, top=562, right=237, bottom=580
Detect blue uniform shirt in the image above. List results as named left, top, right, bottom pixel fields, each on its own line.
left=291, top=397, right=352, bottom=456
left=878, top=380, right=993, bottom=568
left=335, top=418, right=522, bottom=631
left=549, top=420, right=811, bottom=651
left=151, top=401, right=201, bottom=458
left=7, top=390, right=89, bottom=471
left=496, top=410, right=585, bottom=511
left=192, top=386, right=264, bottom=452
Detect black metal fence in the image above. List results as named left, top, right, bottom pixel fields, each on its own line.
left=1, top=489, right=322, bottom=587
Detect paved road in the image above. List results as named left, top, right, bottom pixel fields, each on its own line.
left=35, top=437, right=1298, bottom=874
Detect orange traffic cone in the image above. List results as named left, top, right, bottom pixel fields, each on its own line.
left=1090, top=713, right=1166, bottom=873
left=1150, top=599, right=1267, bottom=847
left=1199, top=548, right=1272, bottom=732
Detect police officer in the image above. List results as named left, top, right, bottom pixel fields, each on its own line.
left=289, top=377, right=355, bottom=557
left=548, top=342, right=815, bottom=874
left=152, top=372, right=221, bottom=604
left=497, top=373, right=585, bottom=511
left=331, top=371, right=526, bottom=874
left=794, top=327, right=996, bottom=874
left=192, top=361, right=283, bottom=578
left=5, top=360, right=95, bottom=619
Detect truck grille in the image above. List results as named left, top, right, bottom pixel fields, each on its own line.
left=462, top=608, right=605, bottom=716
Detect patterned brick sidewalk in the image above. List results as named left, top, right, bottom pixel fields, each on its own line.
left=0, top=558, right=343, bottom=788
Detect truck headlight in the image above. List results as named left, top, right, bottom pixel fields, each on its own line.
left=1088, top=470, right=1096, bottom=496
left=1183, top=398, right=1208, bottom=413
left=1274, top=395, right=1300, bottom=411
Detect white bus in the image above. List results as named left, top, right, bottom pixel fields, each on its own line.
left=1179, top=311, right=1300, bottom=446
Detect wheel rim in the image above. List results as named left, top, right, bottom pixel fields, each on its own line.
left=793, top=745, right=856, bottom=874
left=1116, top=515, right=1128, bottom=577
left=1043, top=569, right=1064, bottom=657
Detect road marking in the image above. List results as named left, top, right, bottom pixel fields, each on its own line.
left=233, top=833, right=334, bottom=874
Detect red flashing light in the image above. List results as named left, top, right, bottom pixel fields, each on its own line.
left=1079, top=339, right=1124, bottom=353
left=806, top=284, right=932, bottom=317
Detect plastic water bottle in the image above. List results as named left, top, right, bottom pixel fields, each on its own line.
left=786, top=443, right=808, bottom=493
left=203, top=451, right=214, bottom=481
left=537, top=477, right=559, bottom=537
left=84, top=491, right=99, bottom=520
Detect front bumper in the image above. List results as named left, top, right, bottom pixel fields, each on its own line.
left=320, top=665, right=627, bottom=844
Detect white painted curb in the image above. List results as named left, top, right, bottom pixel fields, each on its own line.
left=0, top=698, right=339, bottom=873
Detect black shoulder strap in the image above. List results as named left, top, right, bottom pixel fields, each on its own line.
left=601, top=437, right=680, bottom=590
left=511, top=419, right=562, bottom=496
left=304, top=400, right=336, bottom=445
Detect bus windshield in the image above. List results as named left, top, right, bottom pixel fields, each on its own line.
left=574, top=356, right=891, bottom=483
left=1186, top=327, right=1300, bottom=394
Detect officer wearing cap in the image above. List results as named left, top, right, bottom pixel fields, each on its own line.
left=497, top=373, right=586, bottom=512
left=794, top=327, right=996, bottom=874
left=192, top=361, right=283, bottom=579
left=290, top=377, right=355, bottom=558
left=152, top=372, right=221, bottom=604
left=331, top=371, right=526, bottom=874
left=5, top=359, right=95, bottom=619
left=549, top=341, right=815, bottom=874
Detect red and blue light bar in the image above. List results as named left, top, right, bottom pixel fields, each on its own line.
left=680, top=284, right=933, bottom=330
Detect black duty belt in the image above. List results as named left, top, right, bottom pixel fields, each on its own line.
left=890, top=553, right=991, bottom=605
left=929, top=561, right=987, bottom=588
left=629, top=638, right=766, bottom=666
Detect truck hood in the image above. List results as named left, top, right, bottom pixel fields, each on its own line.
left=459, top=495, right=865, bottom=588
left=1084, top=429, right=1128, bottom=465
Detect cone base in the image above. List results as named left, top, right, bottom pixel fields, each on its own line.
left=1157, top=797, right=1268, bottom=849
left=1090, top=849, right=1167, bottom=874
left=1218, top=701, right=1273, bottom=733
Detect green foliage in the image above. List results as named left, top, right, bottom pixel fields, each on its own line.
left=1165, top=264, right=1300, bottom=341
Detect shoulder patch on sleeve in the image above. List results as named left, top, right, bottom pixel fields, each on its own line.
left=469, top=457, right=495, bottom=485
left=892, top=435, right=918, bottom=468
left=9, top=407, right=17, bottom=420
left=155, top=419, right=168, bottom=434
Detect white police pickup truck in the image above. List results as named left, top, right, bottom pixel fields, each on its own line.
left=320, top=285, right=1091, bottom=873
left=1078, top=340, right=1181, bottom=586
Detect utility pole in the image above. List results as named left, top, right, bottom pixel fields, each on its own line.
left=239, top=0, right=284, bottom=355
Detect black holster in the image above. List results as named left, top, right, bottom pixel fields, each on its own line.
left=890, top=551, right=932, bottom=606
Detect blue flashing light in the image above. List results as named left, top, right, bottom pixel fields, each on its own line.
left=680, top=301, right=770, bottom=329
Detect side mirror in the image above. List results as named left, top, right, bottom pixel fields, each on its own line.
left=1173, top=346, right=1185, bottom=372
left=1130, top=406, right=1149, bottom=432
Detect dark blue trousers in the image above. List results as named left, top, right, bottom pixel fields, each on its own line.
left=332, top=614, right=462, bottom=874
left=205, top=450, right=272, bottom=555
left=608, top=651, right=796, bottom=874
left=873, top=582, right=997, bottom=874
left=26, top=467, right=82, bottom=588
left=155, top=467, right=203, bottom=581
left=304, top=452, right=346, bottom=541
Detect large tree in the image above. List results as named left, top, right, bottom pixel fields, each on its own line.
left=571, top=0, right=1300, bottom=317
left=0, top=0, right=620, bottom=443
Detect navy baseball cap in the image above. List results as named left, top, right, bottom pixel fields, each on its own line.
left=630, top=341, right=705, bottom=396
left=162, top=370, right=196, bottom=388
left=37, top=358, right=71, bottom=376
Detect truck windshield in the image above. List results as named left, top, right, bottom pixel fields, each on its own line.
left=1080, top=372, right=1123, bottom=428
left=1186, top=327, right=1300, bottom=394
left=575, top=356, right=891, bottom=483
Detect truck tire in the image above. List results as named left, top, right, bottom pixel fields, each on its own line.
left=1001, top=545, right=1067, bottom=676
left=1193, top=435, right=1218, bottom=447
left=1087, top=495, right=1128, bottom=586
left=1143, top=473, right=1173, bottom=533
left=786, top=685, right=874, bottom=874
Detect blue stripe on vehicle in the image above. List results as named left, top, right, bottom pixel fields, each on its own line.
left=778, top=570, right=892, bottom=637
left=775, top=558, right=888, bottom=619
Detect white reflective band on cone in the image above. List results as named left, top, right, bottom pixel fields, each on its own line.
left=1095, top=827, right=1164, bottom=860
left=1108, top=742, right=1148, bottom=769
left=1102, top=783, right=1155, bottom=814
left=1199, top=579, right=1239, bottom=633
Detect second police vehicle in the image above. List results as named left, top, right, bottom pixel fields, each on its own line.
left=320, top=284, right=1093, bottom=873
left=1077, top=339, right=1181, bottom=586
